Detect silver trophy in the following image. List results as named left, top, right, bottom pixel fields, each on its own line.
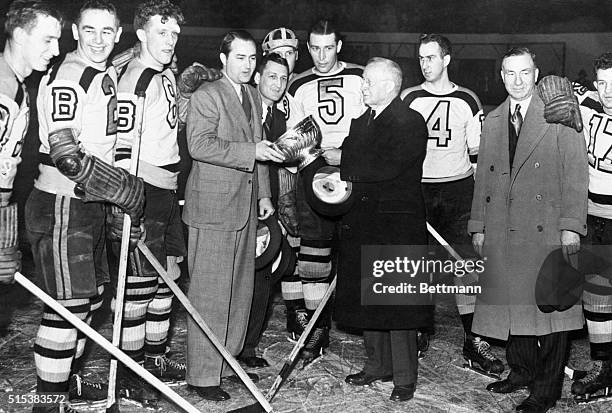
left=272, top=115, right=323, bottom=170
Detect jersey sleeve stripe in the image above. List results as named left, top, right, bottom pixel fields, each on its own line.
left=402, top=88, right=429, bottom=106
left=46, top=54, right=67, bottom=85
left=79, top=66, right=104, bottom=92
left=582, top=97, right=605, bottom=113
left=288, top=72, right=318, bottom=96
left=451, top=90, right=481, bottom=115
left=589, top=191, right=612, bottom=205
left=135, top=68, right=160, bottom=95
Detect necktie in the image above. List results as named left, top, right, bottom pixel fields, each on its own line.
left=263, top=106, right=273, bottom=139
left=511, top=103, right=523, bottom=136
left=367, top=109, right=376, bottom=126
left=241, top=85, right=251, bottom=121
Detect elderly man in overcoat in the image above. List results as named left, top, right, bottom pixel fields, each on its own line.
left=324, top=57, right=431, bottom=402
left=469, top=47, right=588, bottom=413
left=183, top=30, right=284, bottom=401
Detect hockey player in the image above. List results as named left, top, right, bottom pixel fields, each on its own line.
left=544, top=53, right=612, bottom=402
left=27, top=2, right=145, bottom=411
left=260, top=27, right=305, bottom=339
left=114, top=0, right=186, bottom=380
left=0, top=0, right=61, bottom=285
left=287, top=19, right=366, bottom=364
left=401, top=34, right=503, bottom=377
left=107, top=0, right=188, bottom=399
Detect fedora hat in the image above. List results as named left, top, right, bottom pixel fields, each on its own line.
left=300, top=157, right=355, bottom=217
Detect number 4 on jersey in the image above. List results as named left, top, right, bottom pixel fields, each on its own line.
left=426, top=100, right=452, bottom=147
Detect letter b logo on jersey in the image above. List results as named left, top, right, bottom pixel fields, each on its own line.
left=51, top=87, right=78, bottom=122
left=117, top=99, right=136, bottom=133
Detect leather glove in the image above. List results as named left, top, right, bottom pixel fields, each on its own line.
left=177, top=63, right=222, bottom=96
left=278, top=191, right=299, bottom=237
left=107, top=206, right=145, bottom=251
left=538, top=75, right=583, bottom=132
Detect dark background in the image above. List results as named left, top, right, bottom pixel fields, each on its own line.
left=0, top=0, right=610, bottom=246
left=3, top=0, right=612, bottom=33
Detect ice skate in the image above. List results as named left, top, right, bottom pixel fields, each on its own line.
left=301, top=326, right=329, bottom=368
left=144, top=353, right=186, bottom=385
left=572, top=360, right=612, bottom=403
left=287, top=307, right=308, bottom=342
left=462, top=335, right=504, bottom=379
left=417, top=331, right=430, bottom=359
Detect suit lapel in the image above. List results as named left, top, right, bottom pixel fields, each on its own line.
left=511, top=93, right=548, bottom=181
left=220, top=76, right=251, bottom=136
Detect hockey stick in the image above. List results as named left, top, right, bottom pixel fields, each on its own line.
left=107, top=90, right=146, bottom=412
left=136, top=241, right=273, bottom=413
left=13, top=272, right=201, bottom=413
left=426, top=222, right=464, bottom=262
left=227, top=277, right=337, bottom=413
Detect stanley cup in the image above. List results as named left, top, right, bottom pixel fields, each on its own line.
left=272, top=115, right=323, bottom=170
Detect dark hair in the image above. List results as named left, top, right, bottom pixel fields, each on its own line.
left=219, top=30, right=256, bottom=56
left=257, top=52, right=289, bottom=76
left=134, top=0, right=184, bottom=31
left=308, top=19, right=341, bottom=43
left=593, top=52, right=612, bottom=77
left=76, top=0, right=119, bottom=26
left=418, top=33, right=452, bottom=57
left=502, top=47, right=537, bottom=68
left=5, top=0, right=62, bottom=38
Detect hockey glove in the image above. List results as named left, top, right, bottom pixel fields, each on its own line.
left=538, top=75, right=583, bottom=132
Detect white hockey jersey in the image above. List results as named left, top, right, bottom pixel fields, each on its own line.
left=402, top=83, right=483, bottom=183
left=0, top=55, right=29, bottom=197
left=36, top=51, right=118, bottom=196
left=287, top=62, right=366, bottom=149
left=116, top=59, right=179, bottom=189
left=575, top=83, right=612, bottom=219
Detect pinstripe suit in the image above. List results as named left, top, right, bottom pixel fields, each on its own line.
left=183, top=75, right=270, bottom=387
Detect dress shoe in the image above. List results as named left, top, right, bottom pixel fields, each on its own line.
left=224, top=372, right=260, bottom=384
left=486, top=379, right=529, bottom=393
left=390, top=383, right=416, bottom=402
left=515, top=395, right=556, bottom=413
left=345, top=371, right=393, bottom=386
left=187, top=385, right=230, bottom=401
left=238, top=355, right=270, bottom=368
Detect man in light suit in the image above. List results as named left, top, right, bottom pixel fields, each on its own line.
left=469, top=47, right=587, bottom=412
left=183, top=30, right=285, bottom=402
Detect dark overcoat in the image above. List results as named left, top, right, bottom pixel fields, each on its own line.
left=468, top=92, right=587, bottom=340
left=333, top=97, right=433, bottom=330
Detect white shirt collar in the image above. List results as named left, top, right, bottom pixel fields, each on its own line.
left=261, top=101, right=271, bottom=124
left=370, top=101, right=391, bottom=118
left=223, top=70, right=243, bottom=102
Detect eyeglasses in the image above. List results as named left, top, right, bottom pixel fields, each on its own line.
left=362, top=78, right=390, bottom=88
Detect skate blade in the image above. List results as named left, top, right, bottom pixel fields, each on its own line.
left=575, top=388, right=612, bottom=404
left=301, top=349, right=326, bottom=369
left=157, top=378, right=186, bottom=387
left=69, top=397, right=157, bottom=411
left=462, top=363, right=502, bottom=380
left=576, top=394, right=612, bottom=404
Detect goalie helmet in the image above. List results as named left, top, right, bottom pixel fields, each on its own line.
left=262, top=27, right=298, bottom=54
